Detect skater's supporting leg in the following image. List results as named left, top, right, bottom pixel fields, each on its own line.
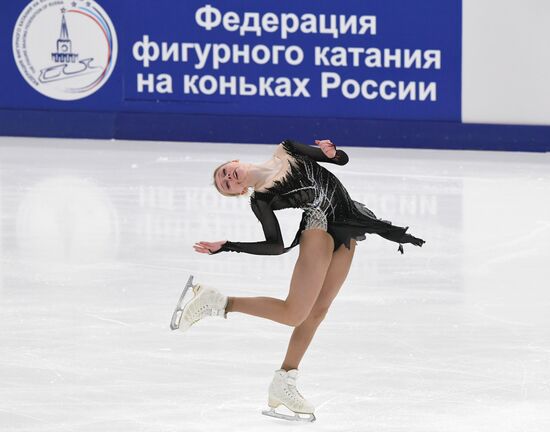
left=225, top=230, right=334, bottom=326
left=281, top=240, right=356, bottom=371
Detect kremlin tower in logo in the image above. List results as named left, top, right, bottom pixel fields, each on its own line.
left=52, top=9, right=79, bottom=64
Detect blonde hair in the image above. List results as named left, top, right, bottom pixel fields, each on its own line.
left=212, top=161, right=251, bottom=198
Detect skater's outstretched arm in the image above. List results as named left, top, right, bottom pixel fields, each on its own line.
left=198, top=197, right=287, bottom=256
left=282, top=139, right=349, bottom=166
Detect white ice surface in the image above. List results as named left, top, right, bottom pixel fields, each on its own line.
left=0, top=137, right=549, bottom=432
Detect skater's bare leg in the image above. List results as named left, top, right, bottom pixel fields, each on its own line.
left=226, top=230, right=333, bottom=326
left=281, top=240, right=356, bottom=371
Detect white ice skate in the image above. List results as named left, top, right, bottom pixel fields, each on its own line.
left=169, top=275, right=228, bottom=332
left=261, top=369, right=316, bottom=422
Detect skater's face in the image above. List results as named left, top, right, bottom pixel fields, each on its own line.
left=214, top=160, right=247, bottom=196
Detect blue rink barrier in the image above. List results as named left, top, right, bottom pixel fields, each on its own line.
left=1, top=110, right=549, bottom=152
left=1, top=0, right=549, bottom=151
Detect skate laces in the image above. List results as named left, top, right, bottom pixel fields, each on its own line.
left=280, top=374, right=308, bottom=407
left=284, top=386, right=307, bottom=409
left=185, top=287, right=225, bottom=324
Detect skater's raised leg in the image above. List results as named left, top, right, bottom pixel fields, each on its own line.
left=226, top=230, right=334, bottom=326
left=281, top=240, right=356, bottom=371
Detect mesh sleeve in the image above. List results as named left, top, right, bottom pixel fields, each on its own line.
left=212, top=197, right=287, bottom=256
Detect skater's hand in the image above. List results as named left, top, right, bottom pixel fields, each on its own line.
left=315, top=139, right=336, bottom=159
left=193, top=240, right=227, bottom=254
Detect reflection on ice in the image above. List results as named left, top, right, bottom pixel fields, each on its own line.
left=16, top=176, right=119, bottom=264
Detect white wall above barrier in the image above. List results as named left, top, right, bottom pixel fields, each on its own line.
left=462, top=0, right=550, bottom=126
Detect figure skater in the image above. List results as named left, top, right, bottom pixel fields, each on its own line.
left=170, top=139, right=425, bottom=422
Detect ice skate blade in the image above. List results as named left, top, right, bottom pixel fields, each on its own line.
left=169, top=275, right=194, bottom=330
left=261, top=408, right=316, bottom=423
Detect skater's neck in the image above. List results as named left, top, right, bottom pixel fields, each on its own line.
left=245, top=157, right=285, bottom=191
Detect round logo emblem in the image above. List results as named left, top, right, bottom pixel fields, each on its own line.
left=13, top=0, right=118, bottom=101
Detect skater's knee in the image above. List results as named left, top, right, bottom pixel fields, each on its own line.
left=306, top=305, right=330, bottom=325
left=283, top=302, right=311, bottom=327
left=286, top=310, right=310, bottom=327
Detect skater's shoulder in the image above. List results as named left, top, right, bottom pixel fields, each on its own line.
left=250, top=190, right=275, bottom=202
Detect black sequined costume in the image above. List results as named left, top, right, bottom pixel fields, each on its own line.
left=213, top=140, right=425, bottom=255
